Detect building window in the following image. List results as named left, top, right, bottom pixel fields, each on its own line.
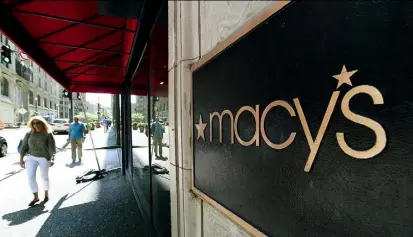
left=37, top=95, right=40, bottom=106
left=1, top=77, right=9, bottom=97
left=29, top=91, right=34, bottom=105
left=44, top=98, right=47, bottom=108
left=50, top=101, right=52, bottom=109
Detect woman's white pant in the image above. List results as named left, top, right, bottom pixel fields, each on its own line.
left=25, top=155, right=50, bottom=193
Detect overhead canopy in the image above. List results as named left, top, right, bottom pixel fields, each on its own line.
left=0, top=0, right=167, bottom=96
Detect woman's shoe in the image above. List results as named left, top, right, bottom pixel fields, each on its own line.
left=28, top=199, right=39, bottom=206
left=44, top=196, right=49, bottom=202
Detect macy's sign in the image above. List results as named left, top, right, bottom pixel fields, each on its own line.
left=195, top=65, right=387, bottom=172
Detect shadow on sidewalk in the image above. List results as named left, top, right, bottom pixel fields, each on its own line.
left=2, top=200, right=50, bottom=226
left=2, top=171, right=148, bottom=237
left=0, top=168, right=24, bottom=182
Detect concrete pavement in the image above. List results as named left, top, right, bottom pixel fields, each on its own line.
left=0, top=125, right=171, bottom=237
left=0, top=127, right=149, bottom=237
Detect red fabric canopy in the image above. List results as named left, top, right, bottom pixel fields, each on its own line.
left=0, top=0, right=167, bottom=97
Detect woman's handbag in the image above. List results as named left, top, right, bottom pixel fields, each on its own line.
left=17, top=132, right=32, bottom=153
left=17, top=140, right=22, bottom=153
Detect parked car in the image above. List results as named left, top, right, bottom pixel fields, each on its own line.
left=50, top=119, right=70, bottom=134
left=0, top=136, right=7, bottom=157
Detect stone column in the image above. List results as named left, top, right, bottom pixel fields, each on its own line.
left=169, top=1, right=275, bottom=237
left=169, top=1, right=202, bottom=236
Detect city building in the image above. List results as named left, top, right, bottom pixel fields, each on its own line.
left=0, top=33, right=69, bottom=125
left=59, top=97, right=70, bottom=119
left=85, top=101, right=99, bottom=114
left=131, top=96, right=168, bottom=123
left=133, top=95, right=148, bottom=114
left=155, top=97, right=168, bottom=123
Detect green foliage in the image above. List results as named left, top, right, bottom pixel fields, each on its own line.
left=132, top=113, right=144, bottom=123
left=89, top=122, right=95, bottom=130
left=75, top=112, right=98, bottom=123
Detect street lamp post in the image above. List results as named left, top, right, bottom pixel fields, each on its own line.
left=34, top=97, right=38, bottom=112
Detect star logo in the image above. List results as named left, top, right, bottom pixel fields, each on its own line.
left=195, top=114, right=207, bottom=141
left=332, top=65, right=358, bottom=89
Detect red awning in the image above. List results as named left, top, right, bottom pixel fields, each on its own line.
left=0, top=0, right=167, bottom=97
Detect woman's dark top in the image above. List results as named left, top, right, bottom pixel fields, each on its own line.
left=21, top=131, right=56, bottom=160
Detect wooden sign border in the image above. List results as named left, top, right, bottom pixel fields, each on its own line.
left=190, top=2, right=291, bottom=236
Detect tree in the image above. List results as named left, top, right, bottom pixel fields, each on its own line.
left=76, top=112, right=98, bottom=123
left=132, top=113, right=144, bottom=123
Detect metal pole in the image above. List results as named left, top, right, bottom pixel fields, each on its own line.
left=147, top=39, right=154, bottom=230
left=115, top=95, right=121, bottom=146
left=120, top=93, right=126, bottom=174
left=98, top=98, right=101, bottom=121
left=69, top=93, right=73, bottom=123
left=120, top=88, right=132, bottom=175
left=126, top=89, right=132, bottom=172
left=79, top=93, right=101, bottom=172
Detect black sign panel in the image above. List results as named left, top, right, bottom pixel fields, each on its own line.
left=192, top=2, right=413, bottom=237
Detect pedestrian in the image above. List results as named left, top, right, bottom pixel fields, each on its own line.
left=102, top=117, right=109, bottom=133
left=69, top=116, right=85, bottom=163
left=19, top=116, right=56, bottom=206
left=151, top=118, right=164, bottom=157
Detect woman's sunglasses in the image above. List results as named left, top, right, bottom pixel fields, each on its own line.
left=32, top=122, right=43, bottom=126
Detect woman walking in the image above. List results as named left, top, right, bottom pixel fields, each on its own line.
left=20, top=116, right=56, bottom=206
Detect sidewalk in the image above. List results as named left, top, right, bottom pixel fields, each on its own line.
left=84, top=126, right=118, bottom=149
left=54, top=126, right=171, bottom=237
left=57, top=127, right=120, bottom=170
left=0, top=155, right=147, bottom=237
left=0, top=127, right=145, bottom=237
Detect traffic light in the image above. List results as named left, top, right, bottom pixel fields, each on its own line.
left=62, top=90, right=72, bottom=98
left=1, top=45, right=12, bottom=64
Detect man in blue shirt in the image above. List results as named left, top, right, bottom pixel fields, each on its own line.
left=101, top=117, right=109, bottom=133
left=69, top=116, right=85, bottom=163
left=151, top=118, right=164, bottom=157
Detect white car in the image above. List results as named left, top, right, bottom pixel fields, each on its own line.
left=51, top=119, right=70, bottom=134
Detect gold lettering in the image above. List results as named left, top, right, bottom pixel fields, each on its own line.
left=234, top=105, right=260, bottom=146
left=209, top=110, right=234, bottom=143
left=337, top=85, right=386, bottom=159
left=260, top=100, right=297, bottom=149
left=294, top=91, right=340, bottom=172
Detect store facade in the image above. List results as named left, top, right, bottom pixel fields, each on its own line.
left=169, top=1, right=413, bottom=237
